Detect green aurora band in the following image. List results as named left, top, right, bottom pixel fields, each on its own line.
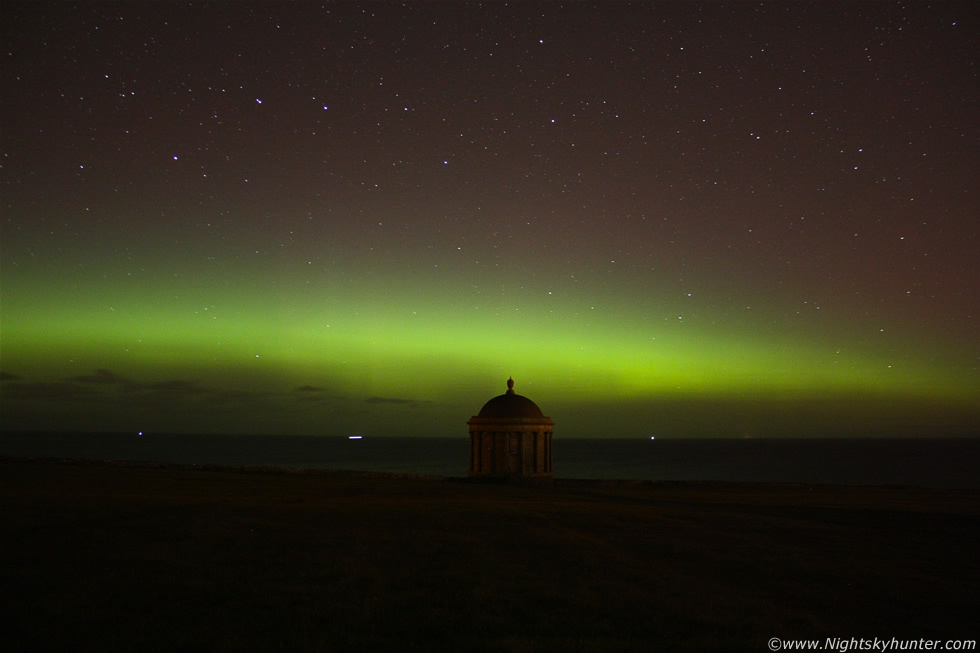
left=2, top=250, right=975, bottom=438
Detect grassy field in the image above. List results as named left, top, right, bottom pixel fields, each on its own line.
left=2, top=459, right=978, bottom=652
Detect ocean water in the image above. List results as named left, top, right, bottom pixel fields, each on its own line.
left=2, top=431, right=978, bottom=489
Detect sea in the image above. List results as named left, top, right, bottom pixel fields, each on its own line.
left=2, top=431, right=978, bottom=489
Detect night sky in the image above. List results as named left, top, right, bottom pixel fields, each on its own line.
left=1, top=2, right=977, bottom=439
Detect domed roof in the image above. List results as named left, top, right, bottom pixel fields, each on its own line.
left=477, top=378, right=545, bottom=419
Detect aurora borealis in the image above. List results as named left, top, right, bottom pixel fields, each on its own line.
left=1, top=2, right=977, bottom=438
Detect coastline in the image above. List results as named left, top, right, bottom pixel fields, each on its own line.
left=3, top=431, right=979, bottom=489
left=5, top=452, right=980, bottom=492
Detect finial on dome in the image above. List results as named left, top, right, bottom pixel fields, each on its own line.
left=506, top=377, right=515, bottom=394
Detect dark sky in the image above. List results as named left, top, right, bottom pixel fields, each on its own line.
left=1, top=1, right=977, bottom=438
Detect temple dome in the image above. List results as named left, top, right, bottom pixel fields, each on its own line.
left=476, top=377, right=545, bottom=419
left=467, top=377, right=554, bottom=480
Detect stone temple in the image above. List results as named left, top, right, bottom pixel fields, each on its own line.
left=467, top=378, right=554, bottom=481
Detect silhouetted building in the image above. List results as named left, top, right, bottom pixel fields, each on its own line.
left=467, top=378, right=554, bottom=481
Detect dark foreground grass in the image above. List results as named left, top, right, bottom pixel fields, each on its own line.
left=2, top=459, right=978, bottom=652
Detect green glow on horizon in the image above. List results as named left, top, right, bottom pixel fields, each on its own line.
left=2, top=248, right=976, bottom=441
left=3, top=259, right=974, bottom=410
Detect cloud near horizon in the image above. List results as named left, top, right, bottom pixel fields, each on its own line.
left=0, top=369, right=449, bottom=435
left=365, top=396, right=431, bottom=407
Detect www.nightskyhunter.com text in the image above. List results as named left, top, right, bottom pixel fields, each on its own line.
left=769, top=637, right=976, bottom=652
